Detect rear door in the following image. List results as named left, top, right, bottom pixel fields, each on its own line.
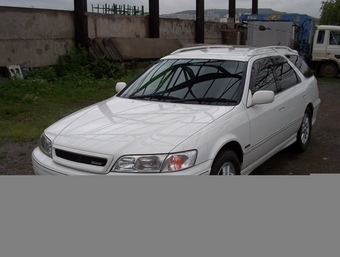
left=271, top=56, right=308, bottom=137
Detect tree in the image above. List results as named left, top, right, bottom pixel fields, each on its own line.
left=320, top=0, right=340, bottom=25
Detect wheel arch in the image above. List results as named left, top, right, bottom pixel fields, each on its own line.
left=215, top=141, right=244, bottom=166
left=305, top=103, right=315, bottom=129
left=306, top=103, right=314, bottom=116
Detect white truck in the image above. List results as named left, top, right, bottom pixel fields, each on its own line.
left=311, top=25, right=340, bottom=77
left=241, top=15, right=340, bottom=77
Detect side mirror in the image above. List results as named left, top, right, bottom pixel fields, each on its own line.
left=252, top=90, right=275, bottom=105
left=116, top=82, right=127, bottom=93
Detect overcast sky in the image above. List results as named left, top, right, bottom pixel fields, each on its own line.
left=0, top=0, right=322, bottom=18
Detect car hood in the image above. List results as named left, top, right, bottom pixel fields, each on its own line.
left=47, top=97, right=234, bottom=155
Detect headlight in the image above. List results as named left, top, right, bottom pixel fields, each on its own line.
left=39, top=133, right=52, bottom=158
left=112, top=150, right=197, bottom=173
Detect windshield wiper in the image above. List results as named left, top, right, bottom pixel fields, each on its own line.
left=173, top=98, right=238, bottom=104
left=129, top=94, right=181, bottom=101
left=129, top=95, right=237, bottom=105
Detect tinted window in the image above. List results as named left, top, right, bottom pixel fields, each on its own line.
left=250, top=58, right=278, bottom=94
left=271, top=56, right=300, bottom=91
left=120, top=59, right=245, bottom=106
left=286, top=55, right=314, bottom=78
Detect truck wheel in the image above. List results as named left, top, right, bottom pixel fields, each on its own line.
left=210, top=150, right=240, bottom=175
left=320, top=63, right=339, bottom=77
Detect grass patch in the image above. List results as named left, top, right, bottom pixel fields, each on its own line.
left=0, top=77, right=139, bottom=143
left=0, top=47, right=143, bottom=144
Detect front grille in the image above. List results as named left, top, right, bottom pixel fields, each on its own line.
left=55, top=149, right=108, bottom=167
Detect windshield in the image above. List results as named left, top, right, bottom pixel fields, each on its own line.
left=119, top=59, right=246, bottom=106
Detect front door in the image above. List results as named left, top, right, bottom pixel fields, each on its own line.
left=245, top=57, right=286, bottom=169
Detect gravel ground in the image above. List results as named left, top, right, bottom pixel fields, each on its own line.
left=0, top=141, right=36, bottom=175
left=0, top=78, right=339, bottom=175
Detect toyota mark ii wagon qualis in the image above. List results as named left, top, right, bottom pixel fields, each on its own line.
left=32, top=46, right=321, bottom=175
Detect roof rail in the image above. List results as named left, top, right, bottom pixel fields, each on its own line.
left=247, top=46, right=297, bottom=56
left=170, top=45, right=234, bottom=55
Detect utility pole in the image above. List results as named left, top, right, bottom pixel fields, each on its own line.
left=196, top=0, right=204, bottom=43
left=149, top=0, right=160, bottom=38
left=252, top=0, right=259, bottom=14
left=74, top=0, right=89, bottom=51
left=228, top=0, right=236, bottom=28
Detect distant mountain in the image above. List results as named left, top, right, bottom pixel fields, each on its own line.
left=161, top=8, right=319, bottom=21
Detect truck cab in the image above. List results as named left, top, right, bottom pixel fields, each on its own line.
left=312, top=25, right=340, bottom=77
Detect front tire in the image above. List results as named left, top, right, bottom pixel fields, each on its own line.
left=210, top=150, right=240, bottom=175
left=294, top=108, right=312, bottom=152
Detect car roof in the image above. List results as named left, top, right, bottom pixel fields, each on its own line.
left=163, top=45, right=299, bottom=62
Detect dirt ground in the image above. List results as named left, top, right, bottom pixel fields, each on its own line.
left=0, top=78, right=339, bottom=175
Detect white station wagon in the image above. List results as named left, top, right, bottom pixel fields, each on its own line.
left=32, top=46, right=321, bottom=175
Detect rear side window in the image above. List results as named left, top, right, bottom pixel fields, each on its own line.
left=286, top=55, right=314, bottom=78
left=271, top=56, right=300, bottom=91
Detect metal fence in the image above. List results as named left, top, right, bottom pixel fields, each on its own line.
left=91, top=3, right=145, bottom=16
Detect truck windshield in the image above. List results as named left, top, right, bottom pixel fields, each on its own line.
left=119, top=59, right=245, bottom=106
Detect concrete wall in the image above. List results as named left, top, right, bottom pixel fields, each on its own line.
left=87, top=13, right=149, bottom=38
left=0, top=7, right=226, bottom=68
left=160, top=18, right=195, bottom=44
left=88, top=14, right=226, bottom=45
left=0, top=6, right=74, bottom=67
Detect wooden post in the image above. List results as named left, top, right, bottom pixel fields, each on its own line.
left=74, top=0, right=89, bottom=51
left=196, top=0, right=204, bottom=44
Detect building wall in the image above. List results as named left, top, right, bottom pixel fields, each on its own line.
left=87, top=13, right=149, bottom=38
left=88, top=14, right=225, bottom=45
left=160, top=18, right=196, bottom=44
left=0, top=7, right=226, bottom=68
left=0, top=6, right=74, bottom=67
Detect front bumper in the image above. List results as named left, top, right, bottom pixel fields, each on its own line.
left=32, top=147, right=211, bottom=176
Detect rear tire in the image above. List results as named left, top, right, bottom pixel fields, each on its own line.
left=320, top=63, right=339, bottom=78
left=210, top=150, right=240, bottom=175
left=294, top=108, right=312, bottom=152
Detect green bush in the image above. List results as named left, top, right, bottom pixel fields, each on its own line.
left=55, top=46, right=91, bottom=79
left=24, top=46, right=126, bottom=82
left=90, top=56, right=124, bottom=79
left=24, top=66, right=58, bottom=82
